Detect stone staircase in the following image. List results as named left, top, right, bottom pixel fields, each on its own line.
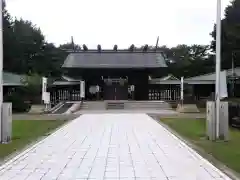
left=49, top=102, right=64, bottom=113
left=106, top=102, right=125, bottom=110
left=80, top=101, right=105, bottom=110
left=78, top=101, right=172, bottom=111
left=124, top=101, right=171, bottom=110
left=53, top=102, right=74, bottom=114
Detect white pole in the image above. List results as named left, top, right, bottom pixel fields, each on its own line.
left=215, top=0, right=221, bottom=139
left=181, top=77, right=184, bottom=105
left=0, top=0, right=3, bottom=142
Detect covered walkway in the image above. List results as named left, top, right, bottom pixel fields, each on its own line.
left=0, top=114, right=231, bottom=180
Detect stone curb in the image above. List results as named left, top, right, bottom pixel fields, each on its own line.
left=0, top=119, right=72, bottom=167
left=149, top=114, right=240, bottom=180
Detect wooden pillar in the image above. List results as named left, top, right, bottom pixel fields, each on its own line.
left=69, top=86, right=73, bottom=101
left=85, top=80, right=89, bottom=101
left=192, top=84, right=196, bottom=100
left=54, top=87, right=59, bottom=104
left=171, top=85, right=175, bottom=101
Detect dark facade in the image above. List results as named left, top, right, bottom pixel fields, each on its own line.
left=49, top=50, right=168, bottom=104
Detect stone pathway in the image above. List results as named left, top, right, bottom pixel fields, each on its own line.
left=0, top=114, right=231, bottom=180
left=75, top=109, right=177, bottom=116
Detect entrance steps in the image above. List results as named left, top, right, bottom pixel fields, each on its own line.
left=124, top=101, right=171, bottom=110
left=106, top=102, right=125, bottom=110
left=53, top=103, right=74, bottom=114
left=47, top=102, right=64, bottom=113
left=80, top=101, right=105, bottom=110
left=78, top=101, right=172, bottom=111
left=49, top=102, right=82, bottom=114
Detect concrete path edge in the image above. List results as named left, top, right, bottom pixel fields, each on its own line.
left=0, top=120, right=72, bottom=169
left=150, top=115, right=240, bottom=180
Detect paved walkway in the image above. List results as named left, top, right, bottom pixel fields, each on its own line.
left=0, top=114, right=231, bottom=180
left=75, top=109, right=177, bottom=115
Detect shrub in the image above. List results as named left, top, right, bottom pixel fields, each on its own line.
left=4, top=90, right=32, bottom=113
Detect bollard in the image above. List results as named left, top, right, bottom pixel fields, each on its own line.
left=206, top=101, right=216, bottom=141
left=1, top=103, right=12, bottom=144
left=219, top=101, right=229, bottom=141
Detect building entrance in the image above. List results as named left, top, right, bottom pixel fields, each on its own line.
left=103, top=78, right=128, bottom=100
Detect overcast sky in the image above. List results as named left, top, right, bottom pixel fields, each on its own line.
left=6, top=0, right=231, bottom=48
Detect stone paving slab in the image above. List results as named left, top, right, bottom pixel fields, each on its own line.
left=75, top=109, right=178, bottom=115
left=0, top=113, right=232, bottom=180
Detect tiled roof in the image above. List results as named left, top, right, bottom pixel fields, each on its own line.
left=3, top=72, right=25, bottom=86
left=62, top=52, right=167, bottom=68
left=159, top=74, right=179, bottom=81
left=52, top=81, right=80, bottom=86
left=185, top=67, right=240, bottom=81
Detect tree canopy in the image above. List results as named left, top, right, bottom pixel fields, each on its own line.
left=211, top=0, right=240, bottom=69
left=158, top=44, right=213, bottom=78
left=2, top=0, right=240, bottom=79
left=3, top=3, right=69, bottom=77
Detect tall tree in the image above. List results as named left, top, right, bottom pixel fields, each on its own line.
left=160, top=44, right=212, bottom=77
left=12, top=19, right=45, bottom=74
left=210, top=0, right=240, bottom=69
left=3, top=1, right=15, bottom=72
left=36, top=43, right=67, bottom=77
left=59, top=37, right=81, bottom=52
left=2, top=2, right=66, bottom=77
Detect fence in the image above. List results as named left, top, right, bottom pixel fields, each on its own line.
left=49, top=84, right=182, bottom=104
left=148, top=85, right=181, bottom=101
left=50, top=87, right=81, bottom=105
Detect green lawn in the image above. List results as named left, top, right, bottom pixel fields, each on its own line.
left=160, top=118, right=240, bottom=174
left=0, top=120, right=66, bottom=160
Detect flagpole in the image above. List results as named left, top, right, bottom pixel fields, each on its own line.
left=215, top=0, right=221, bottom=139
left=0, top=0, right=3, bottom=142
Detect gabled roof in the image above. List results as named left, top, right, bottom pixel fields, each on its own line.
left=159, top=74, right=179, bottom=81
left=149, top=74, right=180, bottom=84
left=185, top=73, right=215, bottom=81
left=62, top=75, right=82, bottom=81
left=62, top=52, right=167, bottom=68
left=3, top=72, right=25, bottom=86
left=49, top=75, right=81, bottom=86
left=185, top=67, right=240, bottom=81
left=52, top=81, right=80, bottom=86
